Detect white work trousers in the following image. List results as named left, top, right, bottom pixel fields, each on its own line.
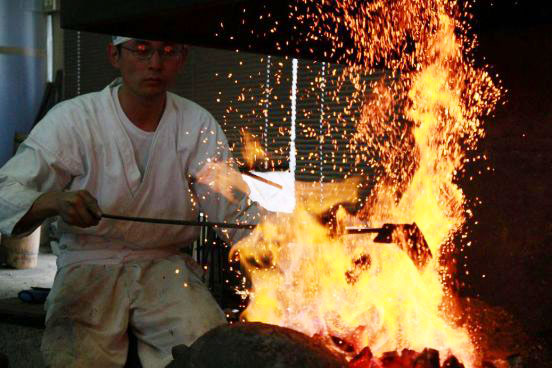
left=41, top=254, right=226, bottom=368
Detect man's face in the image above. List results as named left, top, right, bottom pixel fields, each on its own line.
left=109, top=39, right=186, bottom=98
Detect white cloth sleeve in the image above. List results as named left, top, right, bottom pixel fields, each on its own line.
left=0, top=113, right=82, bottom=236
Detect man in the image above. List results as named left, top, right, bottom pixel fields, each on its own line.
left=0, top=36, right=265, bottom=367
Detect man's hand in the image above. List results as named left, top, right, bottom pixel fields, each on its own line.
left=53, top=190, right=102, bottom=227
left=196, top=161, right=250, bottom=202
left=13, top=190, right=102, bottom=235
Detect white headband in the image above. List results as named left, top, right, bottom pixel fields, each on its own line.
left=112, top=36, right=133, bottom=46
left=112, top=36, right=189, bottom=50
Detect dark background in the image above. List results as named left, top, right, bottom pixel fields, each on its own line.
left=458, top=0, right=552, bottom=347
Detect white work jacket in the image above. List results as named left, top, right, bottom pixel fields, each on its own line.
left=0, top=81, right=263, bottom=267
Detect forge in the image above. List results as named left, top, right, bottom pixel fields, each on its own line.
left=166, top=321, right=527, bottom=368
left=60, top=1, right=552, bottom=367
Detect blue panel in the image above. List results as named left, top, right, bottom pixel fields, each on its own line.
left=0, top=0, right=46, bottom=166
left=0, top=54, right=46, bottom=165
left=0, top=0, right=46, bottom=49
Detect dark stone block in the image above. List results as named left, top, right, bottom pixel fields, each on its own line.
left=167, top=322, right=347, bottom=368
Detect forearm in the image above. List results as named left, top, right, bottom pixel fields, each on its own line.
left=12, top=192, right=58, bottom=236
left=12, top=190, right=102, bottom=235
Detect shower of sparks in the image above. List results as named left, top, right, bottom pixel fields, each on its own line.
left=214, top=0, right=503, bottom=366
left=220, top=51, right=292, bottom=172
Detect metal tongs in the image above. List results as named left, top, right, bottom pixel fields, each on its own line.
left=101, top=214, right=256, bottom=229
left=345, top=223, right=432, bottom=269
left=102, top=214, right=432, bottom=270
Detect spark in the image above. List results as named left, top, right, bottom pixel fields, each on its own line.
left=216, top=0, right=502, bottom=366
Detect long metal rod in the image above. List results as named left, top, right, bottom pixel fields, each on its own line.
left=103, top=214, right=386, bottom=234
left=344, top=227, right=382, bottom=234
left=102, top=213, right=257, bottom=229
left=242, top=171, right=283, bottom=189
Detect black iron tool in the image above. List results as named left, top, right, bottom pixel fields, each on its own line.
left=101, top=214, right=256, bottom=229
left=345, top=223, right=432, bottom=269
left=102, top=214, right=432, bottom=270
left=317, top=205, right=432, bottom=270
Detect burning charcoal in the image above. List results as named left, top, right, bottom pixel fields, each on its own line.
left=400, top=349, right=417, bottom=366
left=245, top=253, right=273, bottom=269
left=381, top=351, right=399, bottom=361
left=353, top=254, right=371, bottom=268
left=167, top=322, right=348, bottom=368
left=413, top=348, right=439, bottom=368
left=344, top=270, right=359, bottom=285
left=331, top=335, right=356, bottom=353
left=381, top=351, right=402, bottom=367
left=443, top=355, right=464, bottom=368
left=349, top=346, right=373, bottom=368
left=345, top=254, right=371, bottom=284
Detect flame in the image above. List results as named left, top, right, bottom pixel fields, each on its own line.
left=295, top=177, right=361, bottom=216
left=235, top=211, right=474, bottom=360
left=230, top=0, right=502, bottom=366
left=241, top=129, right=268, bottom=169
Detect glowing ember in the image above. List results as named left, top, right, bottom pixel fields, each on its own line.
left=230, top=0, right=502, bottom=367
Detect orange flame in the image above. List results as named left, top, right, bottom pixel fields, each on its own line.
left=241, top=130, right=268, bottom=169
left=231, top=1, right=502, bottom=367
left=295, top=177, right=361, bottom=216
